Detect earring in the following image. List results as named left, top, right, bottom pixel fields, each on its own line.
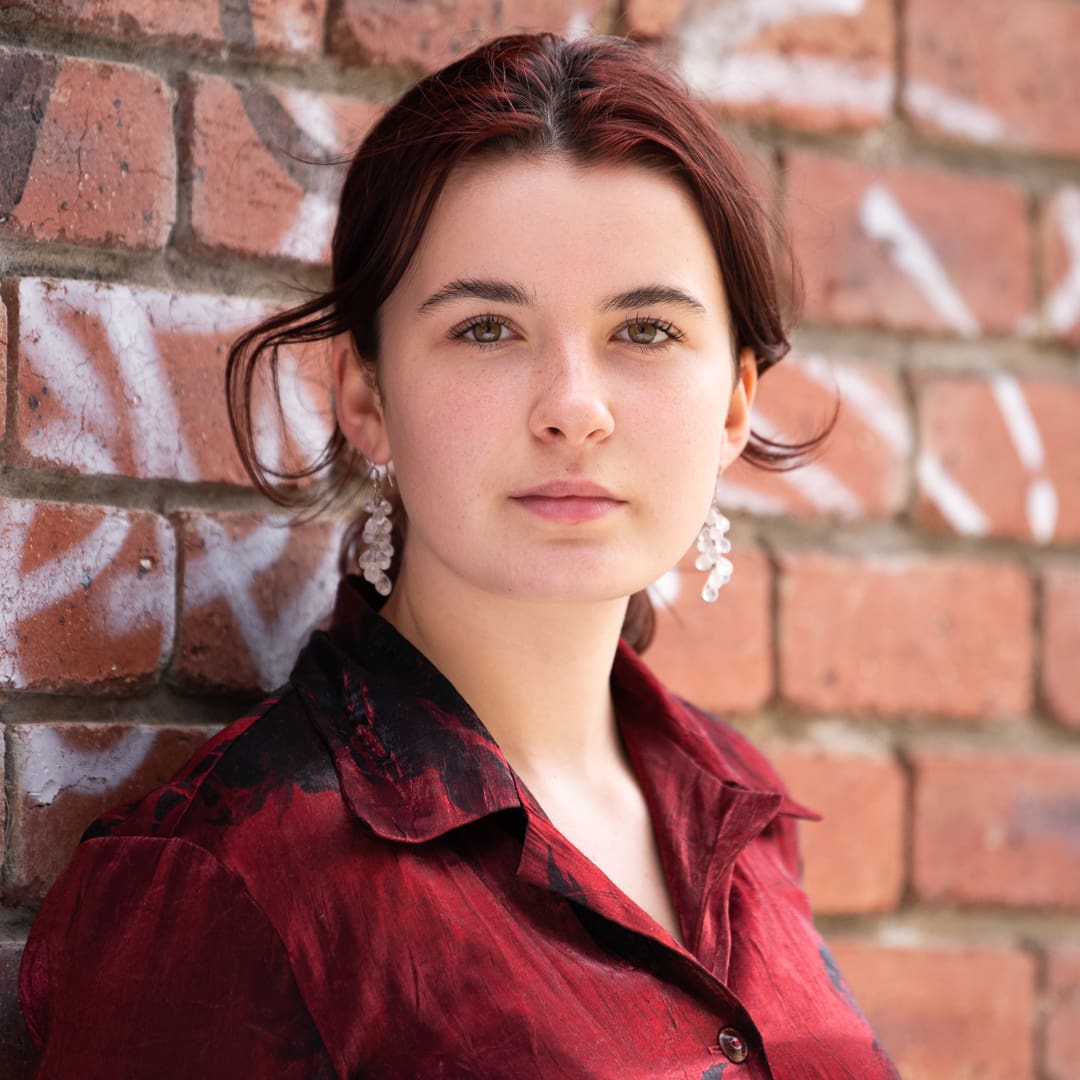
left=359, top=462, right=394, bottom=597
left=695, top=481, right=733, bottom=602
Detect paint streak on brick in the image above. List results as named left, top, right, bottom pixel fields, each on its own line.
left=0, top=499, right=175, bottom=691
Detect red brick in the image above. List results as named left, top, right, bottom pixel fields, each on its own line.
left=173, top=512, right=343, bottom=694
left=3, top=0, right=326, bottom=58
left=12, top=278, right=333, bottom=485
left=622, top=0, right=683, bottom=39
left=669, top=0, right=894, bottom=133
left=0, top=939, right=36, bottom=1080
left=1043, top=569, right=1080, bottom=729
left=185, top=75, right=379, bottom=264
left=1042, top=185, right=1080, bottom=344
left=0, top=299, right=7, bottom=445
left=769, top=747, right=905, bottom=914
left=829, top=940, right=1036, bottom=1079
left=904, top=0, right=1080, bottom=158
left=0, top=50, right=174, bottom=250
left=719, top=353, right=911, bottom=520
left=330, top=0, right=607, bottom=71
left=646, top=544, right=770, bottom=714
left=785, top=152, right=1033, bottom=337
left=0, top=498, right=174, bottom=692
left=779, top=554, right=1033, bottom=720
left=5, top=723, right=211, bottom=902
left=913, top=751, right=1080, bottom=907
left=914, top=374, right=1080, bottom=545
left=1044, top=946, right=1080, bottom=1080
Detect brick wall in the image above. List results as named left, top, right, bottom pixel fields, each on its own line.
left=0, top=1, right=1077, bottom=1076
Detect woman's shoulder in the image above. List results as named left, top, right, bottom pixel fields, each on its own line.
left=82, top=684, right=347, bottom=858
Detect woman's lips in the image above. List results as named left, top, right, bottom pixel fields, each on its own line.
left=510, top=482, right=625, bottom=524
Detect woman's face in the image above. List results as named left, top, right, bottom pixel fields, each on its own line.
left=336, top=156, right=756, bottom=605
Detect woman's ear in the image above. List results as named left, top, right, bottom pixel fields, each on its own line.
left=332, top=333, right=392, bottom=463
left=718, top=347, right=758, bottom=472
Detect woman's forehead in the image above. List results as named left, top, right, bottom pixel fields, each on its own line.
left=392, top=156, right=727, bottom=311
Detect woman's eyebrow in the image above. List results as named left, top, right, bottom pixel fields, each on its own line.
left=418, top=278, right=532, bottom=313
left=600, top=285, right=707, bottom=314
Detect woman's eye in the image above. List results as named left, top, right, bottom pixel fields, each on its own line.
left=470, top=319, right=506, bottom=343
left=616, top=318, right=679, bottom=347
left=451, top=316, right=513, bottom=345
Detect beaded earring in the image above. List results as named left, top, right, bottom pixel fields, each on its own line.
left=358, top=463, right=394, bottom=597
left=695, top=480, right=733, bottom=602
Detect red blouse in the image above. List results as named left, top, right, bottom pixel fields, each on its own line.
left=21, top=577, right=898, bottom=1078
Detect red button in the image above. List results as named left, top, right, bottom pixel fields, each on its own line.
left=718, top=1027, right=749, bottom=1063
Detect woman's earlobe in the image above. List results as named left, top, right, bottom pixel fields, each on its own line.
left=332, top=335, right=392, bottom=462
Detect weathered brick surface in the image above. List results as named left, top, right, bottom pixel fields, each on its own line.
left=1044, top=946, right=1080, bottom=1080
left=0, top=50, right=175, bottom=249
left=769, top=747, right=905, bottom=914
left=1042, top=185, right=1080, bottom=345
left=0, top=298, right=7, bottom=444
left=330, top=0, right=607, bottom=71
left=718, top=353, right=911, bottom=520
left=622, top=0, right=683, bottom=39
left=4, top=0, right=327, bottom=57
left=646, top=544, right=770, bottom=714
left=913, top=751, right=1080, bottom=907
left=829, top=940, right=1036, bottom=1079
left=779, top=554, right=1033, bottom=719
left=13, top=278, right=332, bottom=485
left=0, top=498, right=175, bottom=692
left=185, top=75, right=379, bottom=264
left=904, top=0, right=1080, bottom=158
left=0, top=939, right=36, bottom=1080
left=914, top=374, right=1080, bottom=545
left=1043, top=569, right=1080, bottom=730
left=668, top=0, right=895, bottom=133
left=785, top=151, right=1032, bottom=337
left=5, top=723, right=212, bottom=903
left=174, top=512, right=343, bottom=693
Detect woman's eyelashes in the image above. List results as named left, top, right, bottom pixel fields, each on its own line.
left=446, top=313, right=686, bottom=350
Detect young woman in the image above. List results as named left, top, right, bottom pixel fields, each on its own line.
left=20, top=33, right=898, bottom=1079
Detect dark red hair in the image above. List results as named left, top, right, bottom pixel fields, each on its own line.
left=227, top=32, right=829, bottom=651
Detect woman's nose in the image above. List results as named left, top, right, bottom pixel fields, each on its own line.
left=527, top=343, right=616, bottom=446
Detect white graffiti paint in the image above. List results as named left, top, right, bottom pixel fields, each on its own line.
left=753, top=412, right=864, bottom=516
left=185, top=515, right=341, bottom=689
left=990, top=373, right=1058, bottom=544
left=564, top=9, right=592, bottom=40
left=681, top=51, right=892, bottom=115
left=18, top=724, right=161, bottom=807
left=1045, top=187, right=1080, bottom=336
left=917, top=451, right=990, bottom=536
left=798, top=354, right=912, bottom=456
left=714, top=480, right=792, bottom=517
left=859, top=185, right=981, bottom=337
left=19, top=282, right=121, bottom=476
left=904, top=81, right=1009, bottom=144
left=0, top=501, right=175, bottom=688
left=19, top=279, right=268, bottom=481
left=648, top=568, right=682, bottom=606
left=678, top=0, right=866, bottom=58
left=276, top=189, right=340, bottom=264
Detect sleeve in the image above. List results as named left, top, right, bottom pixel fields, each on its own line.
left=20, top=835, right=334, bottom=1079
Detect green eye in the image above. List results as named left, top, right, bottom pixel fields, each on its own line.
left=626, top=321, right=659, bottom=344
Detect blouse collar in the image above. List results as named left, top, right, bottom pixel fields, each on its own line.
left=290, top=575, right=815, bottom=843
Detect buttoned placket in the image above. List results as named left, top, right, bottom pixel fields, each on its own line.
left=511, top=771, right=784, bottom=1078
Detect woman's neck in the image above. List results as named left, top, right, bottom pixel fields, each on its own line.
left=379, top=562, right=630, bottom=779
